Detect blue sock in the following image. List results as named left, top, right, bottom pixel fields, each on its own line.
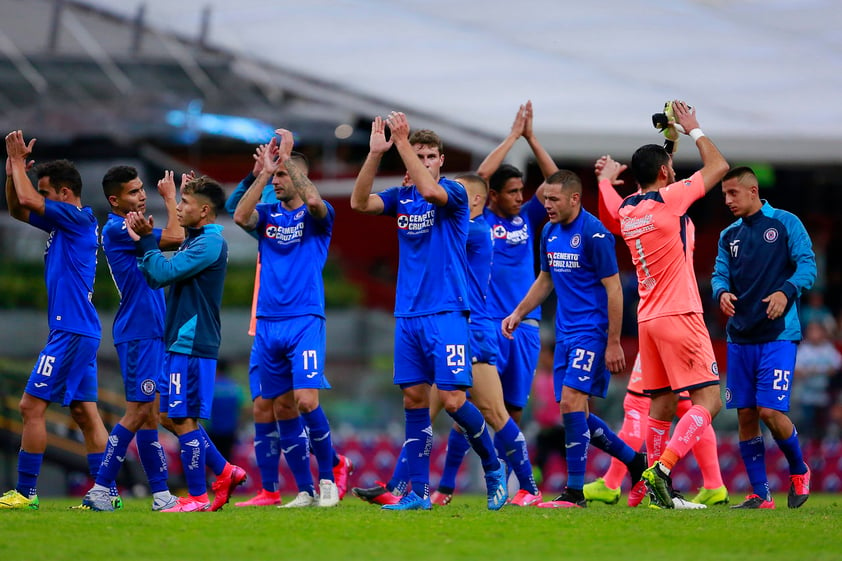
left=278, top=416, right=314, bottom=495
left=587, top=414, right=635, bottom=464
left=87, top=452, right=103, bottom=481
left=404, top=408, right=432, bottom=498
left=254, top=421, right=280, bottom=492
left=136, top=429, right=169, bottom=494
left=388, top=446, right=409, bottom=495
left=95, top=423, right=134, bottom=487
left=16, top=450, right=42, bottom=498
left=199, top=425, right=227, bottom=476
left=178, top=430, right=207, bottom=497
left=739, top=436, right=770, bottom=500
left=302, top=406, right=335, bottom=481
left=775, top=426, right=808, bottom=475
left=437, top=428, right=470, bottom=492
left=562, top=411, right=589, bottom=490
left=497, top=418, right=539, bottom=494
left=449, top=401, right=499, bottom=471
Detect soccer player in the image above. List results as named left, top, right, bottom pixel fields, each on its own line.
left=1, top=131, right=109, bottom=510
left=125, top=176, right=246, bottom=512
left=78, top=166, right=184, bottom=512
left=427, top=173, right=541, bottom=506
left=350, top=113, right=507, bottom=511
left=233, top=129, right=344, bottom=508
left=583, top=354, right=729, bottom=507
left=502, top=169, right=646, bottom=508
left=712, top=166, right=815, bottom=509
left=594, top=100, right=730, bottom=509
left=479, top=102, right=557, bottom=429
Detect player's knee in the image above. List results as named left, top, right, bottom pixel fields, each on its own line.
left=18, top=395, right=46, bottom=422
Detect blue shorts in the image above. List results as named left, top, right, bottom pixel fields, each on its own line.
left=394, top=312, right=472, bottom=391
left=116, top=338, right=165, bottom=403
left=495, top=321, right=540, bottom=409
left=469, top=324, right=498, bottom=366
left=725, top=341, right=796, bottom=411
left=247, top=340, right=262, bottom=401
left=164, top=352, right=216, bottom=419
left=553, top=333, right=610, bottom=401
left=253, top=316, right=331, bottom=400
left=26, top=330, right=99, bottom=406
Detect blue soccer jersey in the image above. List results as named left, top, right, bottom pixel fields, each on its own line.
left=102, top=213, right=165, bottom=343
left=540, top=209, right=619, bottom=338
left=254, top=201, right=334, bottom=319
left=28, top=199, right=101, bottom=338
left=379, top=178, right=469, bottom=317
left=484, top=196, right=546, bottom=321
left=467, top=213, right=494, bottom=331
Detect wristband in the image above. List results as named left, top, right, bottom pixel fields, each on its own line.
left=689, top=128, right=705, bottom=142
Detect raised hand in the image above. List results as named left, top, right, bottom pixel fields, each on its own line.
left=125, top=210, right=153, bottom=240
left=275, top=128, right=295, bottom=162
left=369, top=116, right=394, bottom=154
left=5, top=130, right=36, bottom=163
left=157, top=170, right=177, bottom=199
left=511, top=103, right=527, bottom=138
left=522, top=101, right=534, bottom=139
left=672, top=100, right=700, bottom=134
left=594, top=155, right=627, bottom=185
left=179, top=170, right=196, bottom=191
left=385, top=112, right=410, bottom=145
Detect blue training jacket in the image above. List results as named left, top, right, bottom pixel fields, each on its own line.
left=136, top=224, right=228, bottom=358
left=712, top=201, right=815, bottom=344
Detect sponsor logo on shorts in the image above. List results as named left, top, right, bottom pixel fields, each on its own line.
left=141, top=378, right=156, bottom=396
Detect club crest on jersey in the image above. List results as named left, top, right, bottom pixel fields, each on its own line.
left=763, top=228, right=778, bottom=243
left=493, top=225, right=507, bottom=239
left=294, top=210, right=305, bottom=220
left=141, top=378, right=156, bottom=396
left=512, top=216, right=524, bottom=226
left=570, top=234, right=581, bottom=248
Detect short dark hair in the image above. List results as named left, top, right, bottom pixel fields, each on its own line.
left=34, top=160, right=82, bottom=197
left=489, top=164, right=523, bottom=193
left=408, top=129, right=443, bottom=154
left=631, top=144, right=671, bottom=187
left=288, top=151, right=309, bottom=174
left=102, top=165, right=139, bottom=200
left=183, top=176, right=226, bottom=216
left=546, top=169, right=582, bottom=195
left=455, top=172, right=488, bottom=193
left=722, top=166, right=756, bottom=183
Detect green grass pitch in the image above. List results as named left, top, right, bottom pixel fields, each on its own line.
left=1, top=494, right=841, bottom=561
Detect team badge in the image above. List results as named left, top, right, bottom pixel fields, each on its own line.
left=711, top=361, right=719, bottom=376
left=724, top=387, right=732, bottom=403
left=512, top=216, right=524, bottom=226
left=763, top=228, right=778, bottom=243
left=570, top=234, right=581, bottom=248
left=294, top=210, right=305, bottom=220
left=141, top=378, right=156, bottom=396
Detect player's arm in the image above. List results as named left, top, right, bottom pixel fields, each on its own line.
left=129, top=211, right=221, bottom=288
left=593, top=155, right=627, bottom=231
left=501, top=271, right=554, bottom=339
left=387, top=112, right=448, bottom=206
left=350, top=117, right=389, bottom=215
left=5, top=131, right=42, bottom=221
left=156, top=170, right=185, bottom=250
left=763, top=213, right=818, bottom=320
left=712, top=231, right=737, bottom=317
left=275, top=128, right=327, bottom=220
left=225, top=140, right=274, bottom=217
left=601, top=273, right=626, bottom=374
left=672, top=101, right=729, bottom=192
left=477, top=103, right=525, bottom=180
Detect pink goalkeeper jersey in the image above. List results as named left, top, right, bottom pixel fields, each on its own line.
left=617, top=171, right=706, bottom=322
